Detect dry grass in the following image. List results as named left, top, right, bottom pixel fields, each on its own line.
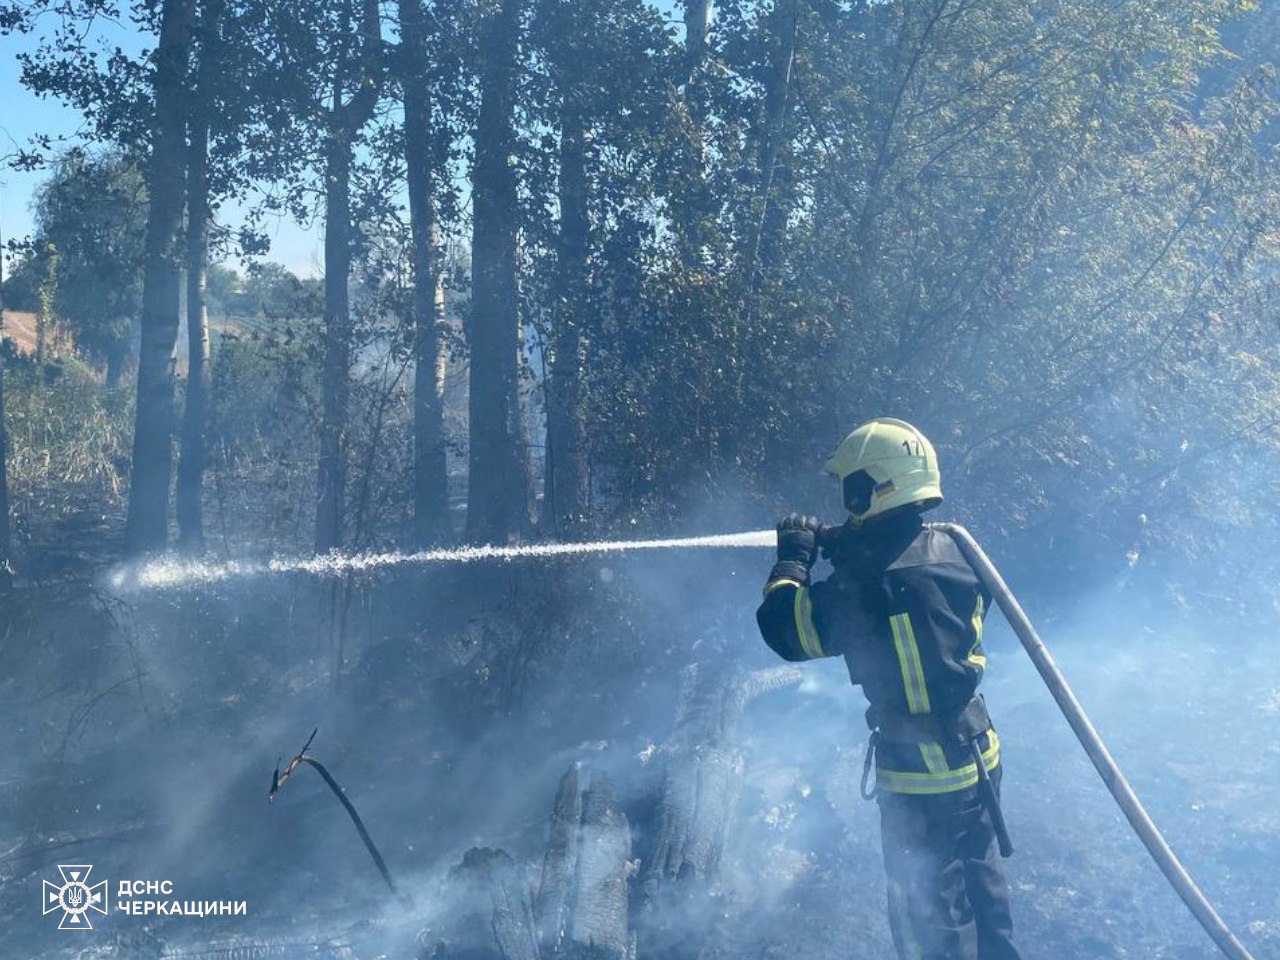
left=4, top=361, right=132, bottom=511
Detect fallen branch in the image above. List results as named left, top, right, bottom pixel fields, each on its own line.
left=267, top=728, right=401, bottom=898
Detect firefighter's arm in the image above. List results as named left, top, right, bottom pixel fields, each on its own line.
left=757, top=514, right=850, bottom=661
left=756, top=575, right=847, bottom=661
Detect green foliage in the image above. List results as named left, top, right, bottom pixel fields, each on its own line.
left=2, top=249, right=42, bottom=312
left=7, top=0, right=1280, bottom=598
left=774, top=0, right=1280, bottom=582
left=566, top=0, right=1280, bottom=574
left=208, top=261, right=322, bottom=329
left=203, top=259, right=419, bottom=553
left=30, top=149, right=147, bottom=373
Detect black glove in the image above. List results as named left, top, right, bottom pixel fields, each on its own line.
left=771, top=514, right=820, bottom=584
left=819, top=519, right=857, bottom=562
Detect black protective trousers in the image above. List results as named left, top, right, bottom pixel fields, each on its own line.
left=876, top=766, right=1023, bottom=960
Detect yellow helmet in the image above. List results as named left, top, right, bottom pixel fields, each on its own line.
left=823, top=418, right=943, bottom=523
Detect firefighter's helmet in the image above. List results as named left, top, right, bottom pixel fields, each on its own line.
left=823, top=418, right=943, bottom=523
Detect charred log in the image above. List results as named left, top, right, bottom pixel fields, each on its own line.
left=639, top=663, right=802, bottom=911
left=631, top=662, right=801, bottom=958
left=422, top=847, right=538, bottom=960
left=536, top=766, right=633, bottom=960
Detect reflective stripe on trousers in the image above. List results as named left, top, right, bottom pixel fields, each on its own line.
left=876, top=731, right=1001, bottom=796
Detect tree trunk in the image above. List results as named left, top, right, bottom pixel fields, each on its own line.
left=105, top=337, right=127, bottom=388
left=543, top=94, right=589, bottom=536
left=400, top=0, right=453, bottom=546
left=177, top=0, right=223, bottom=552
left=125, top=0, right=195, bottom=555
left=35, top=248, right=48, bottom=376
left=34, top=242, right=59, bottom=387
left=176, top=136, right=210, bottom=550
left=0, top=218, right=12, bottom=586
left=683, top=0, right=712, bottom=86
left=673, top=0, right=713, bottom=263
left=315, top=126, right=354, bottom=553
left=747, top=0, right=797, bottom=292
left=314, top=0, right=383, bottom=553
left=466, top=0, right=528, bottom=544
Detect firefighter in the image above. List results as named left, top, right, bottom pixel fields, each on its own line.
left=756, top=417, right=1023, bottom=960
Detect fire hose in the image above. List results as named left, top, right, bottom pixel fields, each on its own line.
left=926, top=522, right=1258, bottom=960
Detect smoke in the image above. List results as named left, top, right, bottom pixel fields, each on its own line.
left=5, top=509, right=1280, bottom=960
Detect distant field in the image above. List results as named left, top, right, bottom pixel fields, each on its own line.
left=0, top=310, right=250, bottom=373
left=1, top=311, right=39, bottom=355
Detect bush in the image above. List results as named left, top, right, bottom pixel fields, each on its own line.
left=3, top=351, right=132, bottom=518
left=206, top=326, right=322, bottom=554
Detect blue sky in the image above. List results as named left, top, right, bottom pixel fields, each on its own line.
left=0, top=24, right=82, bottom=251
left=1, top=15, right=322, bottom=277
left=1, top=0, right=691, bottom=281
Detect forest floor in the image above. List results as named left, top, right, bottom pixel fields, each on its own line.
left=0, top=544, right=1278, bottom=960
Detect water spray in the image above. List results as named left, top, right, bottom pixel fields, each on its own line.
left=108, top=530, right=776, bottom=592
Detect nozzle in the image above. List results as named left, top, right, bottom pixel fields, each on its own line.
left=815, top=524, right=840, bottom=549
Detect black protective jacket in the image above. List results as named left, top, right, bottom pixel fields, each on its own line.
left=756, top=512, right=999, bottom=795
